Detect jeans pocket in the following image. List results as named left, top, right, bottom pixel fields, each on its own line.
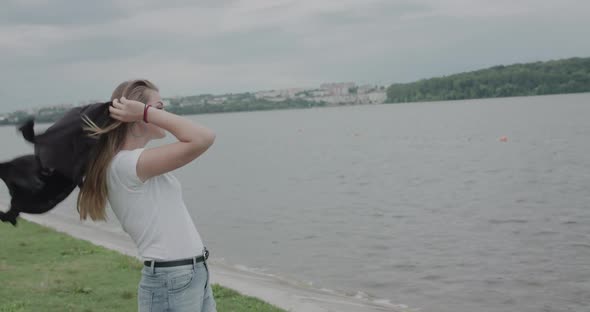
left=169, top=269, right=195, bottom=293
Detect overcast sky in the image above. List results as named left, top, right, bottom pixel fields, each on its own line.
left=1, top=0, right=589, bottom=113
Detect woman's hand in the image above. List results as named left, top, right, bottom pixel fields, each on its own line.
left=109, top=97, right=145, bottom=123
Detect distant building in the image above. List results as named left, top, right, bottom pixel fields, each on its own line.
left=255, top=88, right=307, bottom=100
left=282, top=88, right=306, bottom=97
left=255, top=90, right=281, bottom=99
left=309, top=89, right=330, bottom=97
left=320, top=82, right=356, bottom=96
left=358, top=84, right=379, bottom=94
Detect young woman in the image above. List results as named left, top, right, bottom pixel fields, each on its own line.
left=77, top=79, right=217, bottom=311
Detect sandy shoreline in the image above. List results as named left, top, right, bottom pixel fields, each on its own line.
left=2, top=205, right=402, bottom=312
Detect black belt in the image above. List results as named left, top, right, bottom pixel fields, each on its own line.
left=144, top=248, right=209, bottom=268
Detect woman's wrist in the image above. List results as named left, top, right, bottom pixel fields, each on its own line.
left=143, top=104, right=152, bottom=123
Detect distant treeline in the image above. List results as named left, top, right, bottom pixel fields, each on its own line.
left=0, top=95, right=326, bottom=126
left=0, top=107, right=73, bottom=126
left=386, top=57, right=590, bottom=103
left=164, top=95, right=325, bottom=115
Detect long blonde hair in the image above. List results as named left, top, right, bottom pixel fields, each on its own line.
left=77, top=79, right=159, bottom=221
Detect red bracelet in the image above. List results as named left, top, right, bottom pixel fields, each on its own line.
left=143, top=104, right=152, bottom=123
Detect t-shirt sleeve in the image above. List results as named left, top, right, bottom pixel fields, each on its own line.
left=113, top=148, right=146, bottom=189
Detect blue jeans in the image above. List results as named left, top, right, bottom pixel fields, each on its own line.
left=138, top=260, right=217, bottom=312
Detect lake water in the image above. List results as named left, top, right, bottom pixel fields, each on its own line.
left=1, top=93, right=589, bottom=312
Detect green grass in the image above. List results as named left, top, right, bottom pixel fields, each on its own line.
left=0, top=219, right=286, bottom=312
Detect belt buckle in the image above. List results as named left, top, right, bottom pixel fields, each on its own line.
left=203, top=247, right=209, bottom=260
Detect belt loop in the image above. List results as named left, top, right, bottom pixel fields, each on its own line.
left=150, top=260, right=155, bottom=274
left=192, top=256, right=196, bottom=270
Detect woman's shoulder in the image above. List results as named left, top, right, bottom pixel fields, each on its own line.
left=108, top=148, right=147, bottom=188
left=112, top=148, right=144, bottom=164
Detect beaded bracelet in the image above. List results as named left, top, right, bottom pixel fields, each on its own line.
left=143, top=104, right=152, bottom=123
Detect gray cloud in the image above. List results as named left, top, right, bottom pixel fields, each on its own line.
left=0, top=1, right=126, bottom=26
left=1, top=0, right=589, bottom=113
left=0, top=0, right=239, bottom=26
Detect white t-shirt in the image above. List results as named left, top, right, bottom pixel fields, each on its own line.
left=106, top=147, right=205, bottom=261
